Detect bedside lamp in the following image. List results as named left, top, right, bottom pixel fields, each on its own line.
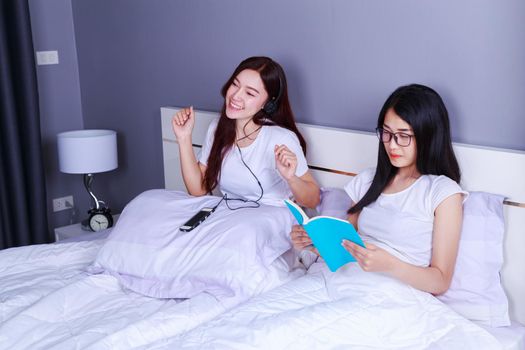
left=57, top=130, right=118, bottom=231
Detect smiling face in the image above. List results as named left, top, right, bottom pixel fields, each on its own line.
left=224, top=69, right=269, bottom=122
left=382, top=108, right=418, bottom=172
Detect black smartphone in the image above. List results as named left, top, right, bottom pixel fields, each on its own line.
left=179, top=207, right=214, bottom=232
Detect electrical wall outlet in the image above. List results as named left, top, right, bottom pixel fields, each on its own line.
left=36, top=50, right=59, bottom=65
left=53, top=195, right=74, bottom=212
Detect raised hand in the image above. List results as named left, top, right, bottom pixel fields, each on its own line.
left=172, top=106, right=195, bottom=142
left=274, top=144, right=298, bottom=180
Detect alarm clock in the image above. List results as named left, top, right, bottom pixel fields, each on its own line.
left=88, top=208, right=113, bottom=232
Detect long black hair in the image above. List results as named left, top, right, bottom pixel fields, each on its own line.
left=349, top=84, right=460, bottom=214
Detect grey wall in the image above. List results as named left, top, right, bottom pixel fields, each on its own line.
left=29, top=0, right=85, bottom=232
left=35, top=0, right=525, bottom=229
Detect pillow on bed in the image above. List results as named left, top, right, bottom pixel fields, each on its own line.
left=316, top=187, right=352, bottom=219
left=437, top=191, right=510, bottom=327
left=89, top=189, right=295, bottom=301
left=317, top=188, right=510, bottom=327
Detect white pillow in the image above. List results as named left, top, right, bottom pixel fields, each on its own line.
left=317, top=188, right=510, bottom=327
left=90, top=189, right=294, bottom=300
left=438, top=191, right=510, bottom=327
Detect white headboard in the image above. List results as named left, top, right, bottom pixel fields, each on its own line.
left=161, top=106, right=525, bottom=325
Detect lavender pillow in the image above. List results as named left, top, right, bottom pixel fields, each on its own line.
left=316, top=187, right=352, bottom=219
left=438, top=191, right=510, bottom=327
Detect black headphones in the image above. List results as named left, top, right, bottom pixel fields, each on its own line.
left=262, top=72, right=283, bottom=115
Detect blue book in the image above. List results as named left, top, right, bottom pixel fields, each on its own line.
left=285, top=199, right=365, bottom=272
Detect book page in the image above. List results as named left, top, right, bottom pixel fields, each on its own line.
left=284, top=199, right=309, bottom=225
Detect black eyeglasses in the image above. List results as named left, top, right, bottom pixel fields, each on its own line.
left=375, top=127, right=414, bottom=147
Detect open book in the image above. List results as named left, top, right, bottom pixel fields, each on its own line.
left=285, top=199, right=365, bottom=272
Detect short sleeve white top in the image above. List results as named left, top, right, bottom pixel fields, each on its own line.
left=198, top=118, right=309, bottom=206
left=344, top=167, right=467, bottom=266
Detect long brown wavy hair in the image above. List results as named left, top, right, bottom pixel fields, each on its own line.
left=203, top=56, right=306, bottom=193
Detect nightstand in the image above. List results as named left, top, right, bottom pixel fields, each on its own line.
left=54, top=214, right=120, bottom=242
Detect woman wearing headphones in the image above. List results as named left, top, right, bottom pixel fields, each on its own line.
left=90, top=57, right=319, bottom=301
left=172, top=56, right=320, bottom=209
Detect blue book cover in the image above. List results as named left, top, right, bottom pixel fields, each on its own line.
left=285, top=199, right=365, bottom=272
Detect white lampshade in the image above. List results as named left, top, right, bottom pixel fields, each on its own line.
left=57, top=130, right=118, bottom=174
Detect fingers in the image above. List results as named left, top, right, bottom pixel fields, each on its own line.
left=274, top=145, right=297, bottom=158
left=291, top=224, right=306, bottom=233
left=290, top=225, right=313, bottom=250
left=172, top=106, right=194, bottom=127
left=278, top=153, right=297, bottom=167
left=343, top=240, right=366, bottom=262
left=172, top=112, right=184, bottom=127
left=343, top=240, right=378, bottom=271
left=274, top=144, right=297, bottom=167
left=343, top=240, right=366, bottom=253
left=291, top=229, right=311, bottom=244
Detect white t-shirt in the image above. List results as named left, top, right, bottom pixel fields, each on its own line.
left=344, top=167, right=467, bottom=267
left=198, top=118, right=309, bottom=206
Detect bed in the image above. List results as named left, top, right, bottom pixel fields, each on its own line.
left=160, top=107, right=525, bottom=349
left=0, top=106, right=523, bottom=349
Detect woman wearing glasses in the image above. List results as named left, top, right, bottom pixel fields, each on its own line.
left=291, top=84, right=466, bottom=295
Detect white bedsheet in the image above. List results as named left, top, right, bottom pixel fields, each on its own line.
left=0, top=239, right=508, bottom=349
left=0, top=239, right=299, bottom=350
left=141, top=263, right=504, bottom=350
left=481, top=322, right=525, bottom=350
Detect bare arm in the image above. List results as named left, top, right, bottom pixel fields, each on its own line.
left=344, top=193, right=463, bottom=295
left=172, top=106, right=207, bottom=196
left=390, top=193, right=463, bottom=294
left=286, top=172, right=320, bottom=209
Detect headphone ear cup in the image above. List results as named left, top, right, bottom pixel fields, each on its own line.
left=263, top=99, right=278, bottom=115
left=263, top=68, right=283, bottom=115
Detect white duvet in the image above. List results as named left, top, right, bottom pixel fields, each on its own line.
left=0, top=239, right=298, bottom=350
left=0, top=241, right=502, bottom=350
left=140, top=263, right=503, bottom=350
